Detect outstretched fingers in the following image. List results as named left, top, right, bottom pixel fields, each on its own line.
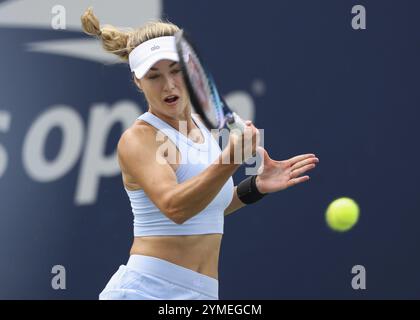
left=288, top=154, right=316, bottom=166
left=290, top=163, right=317, bottom=178
left=287, top=175, right=310, bottom=187
left=291, top=156, right=319, bottom=171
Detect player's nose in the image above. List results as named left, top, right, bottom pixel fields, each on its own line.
left=163, top=74, right=176, bottom=91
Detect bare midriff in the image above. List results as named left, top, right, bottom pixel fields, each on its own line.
left=130, top=234, right=222, bottom=280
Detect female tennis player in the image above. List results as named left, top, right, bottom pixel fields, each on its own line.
left=81, top=7, right=319, bottom=300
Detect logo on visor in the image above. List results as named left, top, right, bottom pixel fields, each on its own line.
left=151, top=45, right=160, bottom=51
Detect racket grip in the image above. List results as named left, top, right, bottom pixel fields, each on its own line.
left=226, top=112, right=246, bottom=133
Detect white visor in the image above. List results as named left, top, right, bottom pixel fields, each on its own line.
left=129, top=36, right=179, bottom=79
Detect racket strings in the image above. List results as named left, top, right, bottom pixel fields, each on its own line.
left=177, top=33, right=225, bottom=129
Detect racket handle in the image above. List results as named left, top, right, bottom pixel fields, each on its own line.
left=226, top=112, right=246, bottom=133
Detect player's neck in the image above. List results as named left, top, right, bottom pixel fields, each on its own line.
left=149, top=108, right=196, bottom=135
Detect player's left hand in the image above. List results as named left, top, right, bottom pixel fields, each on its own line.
left=255, top=147, right=319, bottom=194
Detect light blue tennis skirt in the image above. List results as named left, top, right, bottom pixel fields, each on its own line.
left=99, top=255, right=218, bottom=300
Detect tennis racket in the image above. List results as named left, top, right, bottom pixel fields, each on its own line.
left=175, top=30, right=246, bottom=133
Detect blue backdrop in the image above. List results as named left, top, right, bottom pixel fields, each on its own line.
left=0, top=0, right=419, bottom=299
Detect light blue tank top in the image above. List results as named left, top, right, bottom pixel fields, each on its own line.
left=125, top=112, right=234, bottom=236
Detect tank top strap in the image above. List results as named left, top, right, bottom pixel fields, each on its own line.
left=137, top=112, right=189, bottom=154
left=191, top=114, right=222, bottom=151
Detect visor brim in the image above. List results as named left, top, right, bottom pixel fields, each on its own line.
left=132, top=51, right=179, bottom=79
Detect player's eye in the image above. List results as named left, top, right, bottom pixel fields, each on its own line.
left=147, top=74, right=160, bottom=80
left=171, top=69, right=181, bottom=74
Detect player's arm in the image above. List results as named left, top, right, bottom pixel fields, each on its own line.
left=224, top=186, right=247, bottom=216
left=118, top=126, right=240, bottom=225
left=192, top=113, right=257, bottom=216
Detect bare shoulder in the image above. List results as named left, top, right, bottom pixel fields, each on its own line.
left=117, top=120, right=179, bottom=198
left=119, top=120, right=153, bottom=145
left=117, top=120, right=158, bottom=161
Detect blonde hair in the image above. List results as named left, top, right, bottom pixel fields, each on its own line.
left=81, top=7, right=180, bottom=62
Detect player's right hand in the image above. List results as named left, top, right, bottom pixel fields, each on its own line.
left=223, top=120, right=260, bottom=165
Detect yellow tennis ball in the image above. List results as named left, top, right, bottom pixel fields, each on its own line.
left=326, top=197, right=360, bottom=232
